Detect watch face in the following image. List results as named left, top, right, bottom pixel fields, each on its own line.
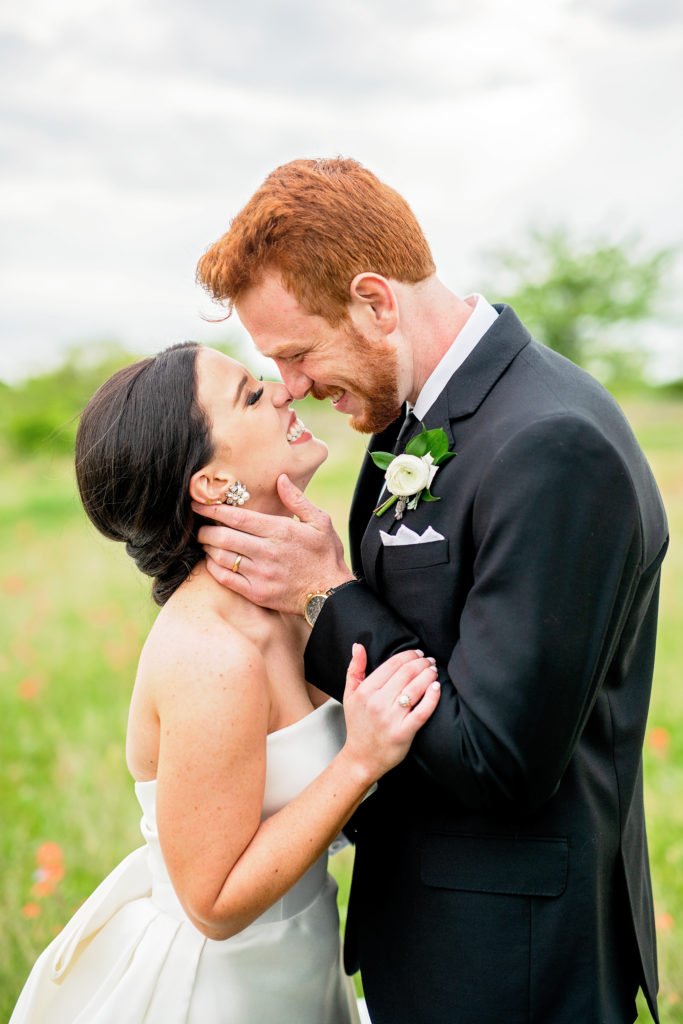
left=305, top=593, right=327, bottom=626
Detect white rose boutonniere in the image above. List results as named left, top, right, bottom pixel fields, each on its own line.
left=371, top=424, right=456, bottom=520
left=385, top=452, right=437, bottom=496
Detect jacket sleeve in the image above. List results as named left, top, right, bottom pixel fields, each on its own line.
left=304, top=413, right=656, bottom=815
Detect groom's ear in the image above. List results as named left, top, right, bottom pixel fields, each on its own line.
left=348, top=273, right=398, bottom=336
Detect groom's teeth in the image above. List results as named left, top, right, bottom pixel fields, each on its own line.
left=330, top=389, right=345, bottom=405
left=286, top=419, right=306, bottom=443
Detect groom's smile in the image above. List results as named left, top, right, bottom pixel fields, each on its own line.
left=235, top=270, right=403, bottom=434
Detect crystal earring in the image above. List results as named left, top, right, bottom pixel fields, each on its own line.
left=222, top=481, right=250, bottom=506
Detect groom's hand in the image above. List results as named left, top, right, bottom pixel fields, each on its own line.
left=192, top=474, right=355, bottom=616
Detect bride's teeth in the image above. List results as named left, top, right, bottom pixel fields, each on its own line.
left=286, top=419, right=306, bottom=443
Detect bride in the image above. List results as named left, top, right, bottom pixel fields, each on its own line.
left=10, top=342, right=440, bottom=1024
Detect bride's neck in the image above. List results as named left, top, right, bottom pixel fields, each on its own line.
left=187, top=559, right=275, bottom=620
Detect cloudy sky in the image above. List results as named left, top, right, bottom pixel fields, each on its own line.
left=1, top=0, right=682, bottom=382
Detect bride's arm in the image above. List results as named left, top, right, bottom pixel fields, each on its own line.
left=152, top=626, right=439, bottom=940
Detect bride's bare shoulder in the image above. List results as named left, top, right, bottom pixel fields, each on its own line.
left=137, top=585, right=267, bottom=698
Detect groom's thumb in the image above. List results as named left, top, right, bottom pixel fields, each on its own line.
left=277, top=474, right=320, bottom=523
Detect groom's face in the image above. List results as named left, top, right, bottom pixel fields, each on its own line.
left=236, top=271, right=402, bottom=434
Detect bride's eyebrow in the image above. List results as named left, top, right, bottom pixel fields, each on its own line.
left=233, top=375, right=248, bottom=406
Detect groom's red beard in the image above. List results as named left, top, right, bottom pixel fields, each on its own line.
left=311, top=321, right=402, bottom=435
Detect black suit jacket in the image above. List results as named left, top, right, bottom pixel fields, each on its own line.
left=305, top=307, right=667, bottom=1024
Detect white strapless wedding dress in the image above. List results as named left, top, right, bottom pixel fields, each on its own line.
left=10, top=700, right=360, bottom=1024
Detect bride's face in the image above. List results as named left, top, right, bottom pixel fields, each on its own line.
left=193, top=348, right=328, bottom=511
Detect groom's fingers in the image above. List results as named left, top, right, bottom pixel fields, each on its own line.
left=204, top=549, right=253, bottom=596
left=192, top=490, right=330, bottom=539
left=197, top=524, right=266, bottom=564
left=192, top=500, right=289, bottom=540
left=276, top=474, right=329, bottom=528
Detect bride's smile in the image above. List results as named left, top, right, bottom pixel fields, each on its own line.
left=189, top=347, right=328, bottom=516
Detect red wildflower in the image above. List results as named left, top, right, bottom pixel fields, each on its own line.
left=655, top=911, right=675, bottom=933
left=647, top=727, right=671, bottom=758
left=18, top=676, right=45, bottom=701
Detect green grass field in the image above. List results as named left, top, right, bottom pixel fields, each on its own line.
left=1, top=396, right=681, bottom=1022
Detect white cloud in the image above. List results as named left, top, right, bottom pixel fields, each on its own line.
left=1, top=0, right=681, bottom=381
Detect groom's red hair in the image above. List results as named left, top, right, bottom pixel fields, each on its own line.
left=196, top=157, right=435, bottom=325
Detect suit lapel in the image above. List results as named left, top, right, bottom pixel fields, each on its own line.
left=359, top=504, right=385, bottom=592
left=350, top=417, right=402, bottom=578
left=356, top=305, right=533, bottom=591
left=444, top=304, right=532, bottom=420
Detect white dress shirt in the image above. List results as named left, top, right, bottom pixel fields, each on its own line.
left=411, top=294, right=498, bottom=421
left=376, top=295, right=499, bottom=510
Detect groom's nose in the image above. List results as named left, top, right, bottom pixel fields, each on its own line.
left=276, top=362, right=312, bottom=400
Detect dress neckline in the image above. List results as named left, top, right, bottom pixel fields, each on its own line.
left=133, top=700, right=338, bottom=789
left=267, top=699, right=333, bottom=740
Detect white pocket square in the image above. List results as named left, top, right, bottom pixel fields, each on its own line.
left=379, top=525, right=445, bottom=547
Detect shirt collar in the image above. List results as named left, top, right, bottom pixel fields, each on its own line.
left=411, top=294, right=498, bottom=421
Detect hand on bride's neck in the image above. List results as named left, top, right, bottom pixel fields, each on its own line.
left=187, top=490, right=296, bottom=616
left=251, top=494, right=294, bottom=519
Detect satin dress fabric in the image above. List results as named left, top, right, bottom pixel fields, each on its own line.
left=11, top=700, right=360, bottom=1024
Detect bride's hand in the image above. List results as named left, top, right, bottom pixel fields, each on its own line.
left=340, top=644, right=440, bottom=784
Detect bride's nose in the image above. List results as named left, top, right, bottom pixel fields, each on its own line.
left=270, top=381, right=293, bottom=407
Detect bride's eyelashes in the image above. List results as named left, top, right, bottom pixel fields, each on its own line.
left=246, top=377, right=264, bottom=406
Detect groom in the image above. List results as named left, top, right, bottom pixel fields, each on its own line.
left=194, top=158, right=666, bottom=1023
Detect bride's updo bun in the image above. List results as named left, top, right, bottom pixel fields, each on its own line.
left=75, top=343, right=214, bottom=605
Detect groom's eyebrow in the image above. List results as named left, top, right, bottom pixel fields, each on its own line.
left=264, top=342, right=308, bottom=360
left=234, top=375, right=248, bottom=406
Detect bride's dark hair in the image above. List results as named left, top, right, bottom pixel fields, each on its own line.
left=75, top=342, right=214, bottom=606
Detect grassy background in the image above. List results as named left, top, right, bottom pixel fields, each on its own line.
left=1, top=396, right=681, bottom=1022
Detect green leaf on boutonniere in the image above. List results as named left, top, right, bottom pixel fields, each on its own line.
left=406, top=426, right=450, bottom=460
left=370, top=451, right=395, bottom=470
left=421, top=488, right=441, bottom=502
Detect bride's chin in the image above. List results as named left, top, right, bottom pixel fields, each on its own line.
left=291, top=442, right=328, bottom=479
left=303, top=446, right=329, bottom=482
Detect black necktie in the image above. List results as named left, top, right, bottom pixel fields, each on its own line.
left=393, top=410, right=419, bottom=454
left=376, top=411, right=420, bottom=507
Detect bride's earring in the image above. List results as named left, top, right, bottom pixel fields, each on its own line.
left=221, top=481, right=250, bottom=506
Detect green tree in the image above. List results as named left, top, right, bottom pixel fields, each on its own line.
left=0, top=342, right=139, bottom=456
left=0, top=338, right=242, bottom=457
left=484, top=227, right=675, bottom=388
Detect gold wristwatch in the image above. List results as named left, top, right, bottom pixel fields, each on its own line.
left=303, top=581, right=355, bottom=628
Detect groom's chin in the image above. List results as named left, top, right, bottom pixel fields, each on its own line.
left=349, top=402, right=402, bottom=435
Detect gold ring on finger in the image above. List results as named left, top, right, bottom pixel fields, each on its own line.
left=232, top=553, right=243, bottom=573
